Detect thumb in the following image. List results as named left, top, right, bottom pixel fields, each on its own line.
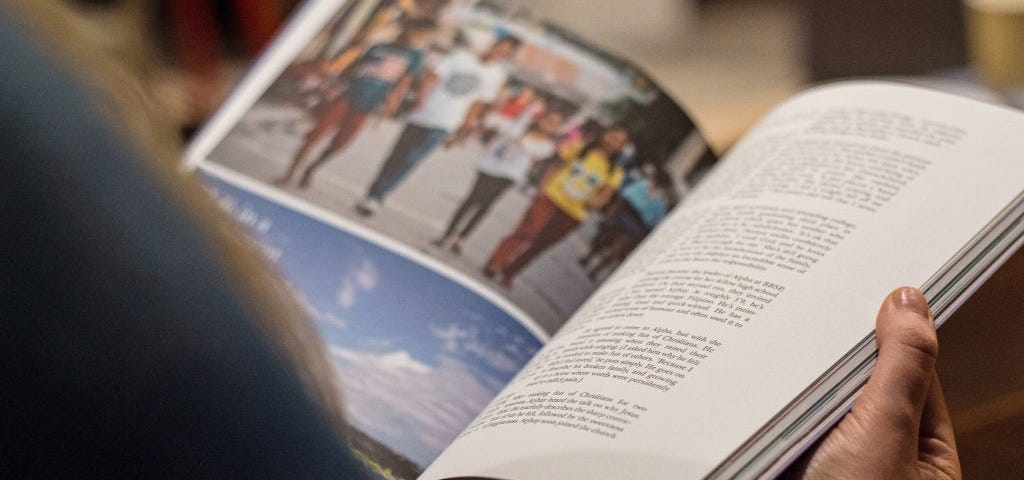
left=856, top=287, right=938, bottom=446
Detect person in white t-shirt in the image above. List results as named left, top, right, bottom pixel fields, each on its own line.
left=356, top=35, right=522, bottom=216
left=432, top=109, right=564, bottom=254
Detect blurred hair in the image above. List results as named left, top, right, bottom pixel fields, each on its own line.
left=401, top=15, right=438, bottom=32
left=4, top=0, right=349, bottom=433
left=525, top=109, right=566, bottom=136
left=652, top=167, right=674, bottom=190
left=577, top=125, right=629, bottom=173
left=494, top=34, right=523, bottom=49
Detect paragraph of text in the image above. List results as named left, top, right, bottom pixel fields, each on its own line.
left=462, top=390, right=648, bottom=440
left=659, top=205, right=854, bottom=274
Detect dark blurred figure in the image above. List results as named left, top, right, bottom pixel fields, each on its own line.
left=1, top=3, right=367, bottom=478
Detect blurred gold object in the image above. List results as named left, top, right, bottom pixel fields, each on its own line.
left=966, top=0, right=1024, bottom=102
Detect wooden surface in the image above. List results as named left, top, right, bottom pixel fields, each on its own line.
left=939, top=248, right=1024, bottom=479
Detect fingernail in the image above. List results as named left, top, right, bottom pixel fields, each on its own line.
left=892, top=287, right=930, bottom=319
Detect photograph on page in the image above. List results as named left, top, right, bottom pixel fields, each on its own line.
left=200, top=0, right=715, bottom=333
left=203, top=174, right=543, bottom=480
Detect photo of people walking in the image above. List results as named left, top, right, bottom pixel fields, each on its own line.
left=356, top=34, right=522, bottom=215
left=483, top=125, right=629, bottom=288
left=433, top=110, right=564, bottom=256
left=205, top=0, right=715, bottom=332
left=274, top=17, right=437, bottom=188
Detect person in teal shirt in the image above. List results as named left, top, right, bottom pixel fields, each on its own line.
left=275, top=17, right=436, bottom=188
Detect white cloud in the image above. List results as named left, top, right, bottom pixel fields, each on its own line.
left=318, top=311, right=349, bottom=329
left=353, top=259, right=378, bottom=290
left=336, top=279, right=356, bottom=309
left=328, top=345, right=361, bottom=364
left=334, top=260, right=378, bottom=309
left=430, top=323, right=472, bottom=352
left=429, top=322, right=530, bottom=374
left=329, top=346, right=430, bottom=374
left=377, top=350, right=431, bottom=374
left=463, top=340, right=523, bottom=374
left=328, top=347, right=504, bottom=467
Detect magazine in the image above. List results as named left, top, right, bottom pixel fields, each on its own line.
left=185, top=1, right=1024, bottom=479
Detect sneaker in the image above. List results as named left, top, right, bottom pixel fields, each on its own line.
left=449, top=241, right=463, bottom=255
left=355, top=198, right=380, bottom=216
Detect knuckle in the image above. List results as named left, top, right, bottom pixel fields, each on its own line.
left=856, top=394, right=918, bottom=437
left=895, top=322, right=939, bottom=365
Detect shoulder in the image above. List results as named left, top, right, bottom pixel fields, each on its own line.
left=610, top=166, right=626, bottom=183
left=559, top=138, right=585, bottom=159
left=540, top=138, right=557, bottom=152
left=447, top=48, right=475, bottom=64
left=433, top=49, right=467, bottom=71
left=485, top=62, right=509, bottom=80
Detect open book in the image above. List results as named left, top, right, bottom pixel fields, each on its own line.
left=185, top=1, right=1024, bottom=478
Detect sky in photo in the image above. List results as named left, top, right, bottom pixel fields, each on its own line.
left=200, top=173, right=542, bottom=467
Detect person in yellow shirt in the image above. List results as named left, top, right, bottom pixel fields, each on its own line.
left=484, top=126, right=629, bottom=288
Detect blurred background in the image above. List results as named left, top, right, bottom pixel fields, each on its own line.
left=67, top=0, right=1023, bottom=477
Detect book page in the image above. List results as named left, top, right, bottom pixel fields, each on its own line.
left=422, top=82, right=1024, bottom=479
left=184, top=1, right=714, bottom=477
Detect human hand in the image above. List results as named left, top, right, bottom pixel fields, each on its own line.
left=783, top=287, right=962, bottom=480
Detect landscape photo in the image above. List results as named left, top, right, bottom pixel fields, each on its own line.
left=201, top=172, right=543, bottom=479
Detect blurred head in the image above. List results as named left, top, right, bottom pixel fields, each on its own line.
left=483, top=35, right=522, bottom=62
left=412, top=0, right=449, bottom=17
left=534, top=110, right=564, bottom=137
left=518, top=86, right=536, bottom=101
left=399, top=17, right=437, bottom=47
left=640, top=161, right=657, bottom=178
left=652, top=168, right=674, bottom=192
left=598, top=126, right=629, bottom=156
left=5, top=1, right=350, bottom=434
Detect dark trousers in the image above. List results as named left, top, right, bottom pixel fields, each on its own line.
left=585, top=198, right=647, bottom=260
left=487, top=194, right=580, bottom=279
left=441, top=172, right=513, bottom=240
left=298, top=100, right=369, bottom=181
left=366, top=123, right=448, bottom=201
